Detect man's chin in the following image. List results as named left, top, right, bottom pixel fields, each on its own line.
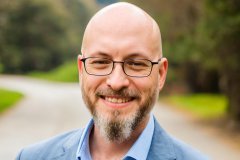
left=95, top=110, right=135, bottom=122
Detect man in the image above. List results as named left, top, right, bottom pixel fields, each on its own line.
left=16, top=2, right=208, bottom=160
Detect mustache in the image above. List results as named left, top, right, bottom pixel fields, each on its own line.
left=96, top=88, right=140, bottom=98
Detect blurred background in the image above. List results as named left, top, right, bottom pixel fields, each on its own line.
left=0, top=0, right=240, bottom=159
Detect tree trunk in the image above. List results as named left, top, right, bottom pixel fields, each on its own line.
left=222, top=71, right=240, bottom=122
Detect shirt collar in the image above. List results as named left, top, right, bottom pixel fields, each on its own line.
left=76, top=119, right=93, bottom=160
left=76, top=113, right=155, bottom=160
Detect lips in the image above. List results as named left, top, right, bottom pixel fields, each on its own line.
left=96, top=89, right=138, bottom=105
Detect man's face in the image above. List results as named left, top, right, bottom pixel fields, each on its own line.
left=78, top=13, right=167, bottom=142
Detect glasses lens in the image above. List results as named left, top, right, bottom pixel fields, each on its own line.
left=85, top=58, right=112, bottom=75
left=124, top=59, right=152, bottom=77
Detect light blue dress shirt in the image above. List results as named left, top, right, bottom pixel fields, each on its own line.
left=76, top=113, right=155, bottom=160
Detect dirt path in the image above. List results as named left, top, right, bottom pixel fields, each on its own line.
left=0, top=75, right=239, bottom=160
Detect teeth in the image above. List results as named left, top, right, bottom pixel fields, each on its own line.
left=105, top=97, right=131, bottom=103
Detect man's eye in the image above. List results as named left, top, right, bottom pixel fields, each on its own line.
left=91, top=60, right=111, bottom=64
left=126, top=60, right=148, bottom=67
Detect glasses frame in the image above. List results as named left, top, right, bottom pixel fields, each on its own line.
left=80, top=57, right=162, bottom=78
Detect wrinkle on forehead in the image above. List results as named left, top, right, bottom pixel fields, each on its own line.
left=81, top=2, right=162, bottom=57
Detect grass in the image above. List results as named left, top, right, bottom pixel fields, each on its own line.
left=0, top=88, right=23, bottom=113
left=161, top=94, right=228, bottom=119
left=29, top=60, right=79, bottom=82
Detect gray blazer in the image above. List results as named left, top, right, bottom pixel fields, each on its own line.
left=16, top=117, right=209, bottom=160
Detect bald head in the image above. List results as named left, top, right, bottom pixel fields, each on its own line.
left=81, top=2, right=162, bottom=58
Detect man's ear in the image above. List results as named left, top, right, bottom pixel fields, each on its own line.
left=77, top=55, right=83, bottom=74
left=158, top=57, right=168, bottom=90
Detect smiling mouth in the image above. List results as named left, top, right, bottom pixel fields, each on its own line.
left=100, top=96, right=134, bottom=104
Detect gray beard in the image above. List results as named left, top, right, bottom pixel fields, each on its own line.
left=81, top=84, right=158, bottom=143
left=93, top=110, right=135, bottom=143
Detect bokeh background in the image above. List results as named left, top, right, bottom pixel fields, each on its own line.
left=0, top=0, right=240, bottom=159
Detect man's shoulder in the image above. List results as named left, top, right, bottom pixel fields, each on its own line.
left=169, top=136, right=209, bottom=160
left=16, top=128, right=84, bottom=160
left=148, top=118, right=209, bottom=160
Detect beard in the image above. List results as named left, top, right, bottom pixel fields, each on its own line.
left=81, top=84, right=158, bottom=143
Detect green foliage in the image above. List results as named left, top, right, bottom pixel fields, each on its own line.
left=197, top=0, right=240, bottom=71
left=30, top=60, right=78, bottom=82
left=202, top=0, right=240, bottom=121
left=0, top=0, right=92, bottom=73
left=0, top=88, right=23, bottom=113
left=162, top=94, right=227, bottom=118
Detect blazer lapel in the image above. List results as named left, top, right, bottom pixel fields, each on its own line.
left=50, top=129, right=83, bottom=160
left=147, top=117, right=177, bottom=160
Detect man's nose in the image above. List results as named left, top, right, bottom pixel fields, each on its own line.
left=106, top=63, right=130, bottom=91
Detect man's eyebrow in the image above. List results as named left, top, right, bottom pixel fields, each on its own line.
left=90, top=52, right=111, bottom=57
left=126, top=53, right=149, bottom=59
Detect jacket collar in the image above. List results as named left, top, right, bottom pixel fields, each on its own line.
left=147, top=117, right=177, bottom=160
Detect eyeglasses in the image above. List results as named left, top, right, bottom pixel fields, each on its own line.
left=80, top=57, right=162, bottom=77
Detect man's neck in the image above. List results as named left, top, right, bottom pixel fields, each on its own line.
left=89, top=115, right=150, bottom=160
